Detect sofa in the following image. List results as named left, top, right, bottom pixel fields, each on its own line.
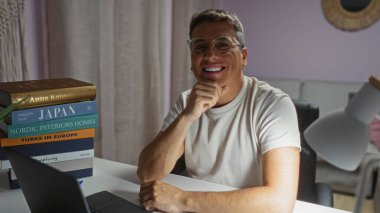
left=259, top=76, right=380, bottom=199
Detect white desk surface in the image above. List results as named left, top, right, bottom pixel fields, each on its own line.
left=0, top=158, right=351, bottom=213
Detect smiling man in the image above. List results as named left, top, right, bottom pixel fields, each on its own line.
left=137, top=9, right=301, bottom=213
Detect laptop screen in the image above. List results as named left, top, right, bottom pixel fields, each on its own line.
left=3, top=148, right=151, bottom=213
left=4, top=148, right=91, bottom=212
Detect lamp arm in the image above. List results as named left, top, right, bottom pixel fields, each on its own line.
left=354, top=154, right=380, bottom=213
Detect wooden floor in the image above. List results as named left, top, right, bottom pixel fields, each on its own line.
left=333, top=193, right=375, bottom=213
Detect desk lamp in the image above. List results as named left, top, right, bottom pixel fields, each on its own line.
left=304, top=76, right=380, bottom=213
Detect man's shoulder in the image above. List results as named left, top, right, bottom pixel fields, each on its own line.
left=181, top=89, right=192, bottom=96
left=173, top=89, right=192, bottom=107
left=246, top=76, right=290, bottom=101
left=179, top=89, right=192, bottom=100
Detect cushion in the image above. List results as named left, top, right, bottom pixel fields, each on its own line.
left=370, top=117, right=380, bottom=149
left=259, top=77, right=302, bottom=99
left=300, top=80, right=362, bottom=117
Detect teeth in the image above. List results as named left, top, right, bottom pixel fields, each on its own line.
left=204, top=67, right=222, bottom=72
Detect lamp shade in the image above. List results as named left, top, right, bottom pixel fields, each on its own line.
left=304, top=76, right=380, bottom=171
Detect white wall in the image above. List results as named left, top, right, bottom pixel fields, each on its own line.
left=220, top=0, right=380, bottom=82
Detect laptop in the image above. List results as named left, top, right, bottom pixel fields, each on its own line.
left=3, top=148, right=151, bottom=213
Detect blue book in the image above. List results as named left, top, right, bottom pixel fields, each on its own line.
left=0, top=137, right=94, bottom=160
left=65, top=167, right=93, bottom=179
left=5, top=114, right=98, bottom=138
left=9, top=101, right=97, bottom=125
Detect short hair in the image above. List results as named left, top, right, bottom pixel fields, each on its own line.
left=189, top=9, right=246, bottom=48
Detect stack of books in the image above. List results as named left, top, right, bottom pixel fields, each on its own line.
left=0, top=78, right=98, bottom=189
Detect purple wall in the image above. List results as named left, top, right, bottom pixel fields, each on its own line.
left=25, top=0, right=380, bottom=82
left=219, top=0, right=380, bottom=82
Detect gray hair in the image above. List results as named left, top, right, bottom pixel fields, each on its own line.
left=189, top=9, right=246, bottom=48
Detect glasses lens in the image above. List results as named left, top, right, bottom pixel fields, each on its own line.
left=213, top=37, right=235, bottom=52
left=191, top=39, right=208, bottom=53
left=189, top=36, right=238, bottom=54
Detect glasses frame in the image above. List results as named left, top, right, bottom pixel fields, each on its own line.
left=187, top=35, right=242, bottom=55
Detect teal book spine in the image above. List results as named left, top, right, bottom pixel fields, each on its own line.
left=6, top=114, right=98, bottom=138
left=10, top=100, right=97, bottom=125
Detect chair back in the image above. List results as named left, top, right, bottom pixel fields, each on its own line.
left=292, top=100, right=324, bottom=203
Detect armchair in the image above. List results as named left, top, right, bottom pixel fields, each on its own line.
left=293, top=99, right=333, bottom=207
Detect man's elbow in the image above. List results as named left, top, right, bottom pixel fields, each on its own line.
left=137, top=153, right=153, bottom=182
left=277, top=202, right=296, bottom=213
left=270, top=195, right=296, bottom=213
left=136, top=158, right=156, bottom=182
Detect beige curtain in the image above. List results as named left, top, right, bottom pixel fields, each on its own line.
left=45, top=0, right=217, bottom=165
left=0, top=0, right=28, bottom=81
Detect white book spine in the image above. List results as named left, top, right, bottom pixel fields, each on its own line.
left=1, top=149, right=94, bottom=170
left=9, top=157, right=94, bottom=180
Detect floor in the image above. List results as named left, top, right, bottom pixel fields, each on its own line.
left=333, top=193, right=375, bottom=213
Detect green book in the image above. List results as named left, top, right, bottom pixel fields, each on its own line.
left=4, top=114, right=98, bottom=138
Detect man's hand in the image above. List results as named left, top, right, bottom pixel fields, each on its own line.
left=139, top=180, right=187, bottom=213
left=183, top=81, right=229, bottom=121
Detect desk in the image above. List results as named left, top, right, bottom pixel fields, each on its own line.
left=0, top=158, right=351, bottom=213
left=375, top=172, right=380, bottom=213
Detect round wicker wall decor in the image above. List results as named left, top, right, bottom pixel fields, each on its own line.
left=321, top=0, right=380, bottom=31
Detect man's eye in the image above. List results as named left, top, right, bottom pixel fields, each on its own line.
left=214, top=42, right=231, bottom=50
left=193, top=43, right=208, bottom=50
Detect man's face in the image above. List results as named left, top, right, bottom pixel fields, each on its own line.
left=190, top=21, right=247, bottom=88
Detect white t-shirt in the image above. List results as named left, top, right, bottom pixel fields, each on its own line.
left=162, top=76, right=300, bottom=188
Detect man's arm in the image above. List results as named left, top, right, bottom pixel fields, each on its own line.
left=137, top=81, right=228, bottom=182
left=140, top=147, right=300, bottom=213
left=136, top=113, right=192, bottom=182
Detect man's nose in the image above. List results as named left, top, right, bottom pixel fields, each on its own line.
left=203, top=44, right=218, bottom=59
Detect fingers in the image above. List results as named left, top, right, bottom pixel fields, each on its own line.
left=139, top=181, right=157, bottom=211
left=139, top=181, right=183, bottom=212
left=140, top=180, right=169, bottom=211
left=183, top=81, right=228, bottom=121
left=139, top=181, right=158, bottom=202
left=141, top=200, right=157, bottom=212
left=193, top=81, right=223, bottom=98
left=192, top=81, right=224, bottom=108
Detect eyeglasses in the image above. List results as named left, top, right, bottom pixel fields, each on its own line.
left=187, top=36, right=241, bottom=55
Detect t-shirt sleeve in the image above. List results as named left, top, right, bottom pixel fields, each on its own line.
left=258, top=96, right=301, bottom=154
left=161, top=92, right=188, bottom=131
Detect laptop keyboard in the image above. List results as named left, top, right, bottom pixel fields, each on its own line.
left=90, top=206, right=101, bottom=213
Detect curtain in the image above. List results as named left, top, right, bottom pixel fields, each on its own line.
left=45, top=0, right=217, bottom=165
left=0, top=0, right=28, bottom=81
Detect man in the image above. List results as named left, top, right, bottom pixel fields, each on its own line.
left=137, top=9, right=300, bottom=213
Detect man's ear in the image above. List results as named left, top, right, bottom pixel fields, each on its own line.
left=241, top=48, right=248, bottom=67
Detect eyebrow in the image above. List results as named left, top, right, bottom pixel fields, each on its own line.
left=190, top=35, right=233, bottom=40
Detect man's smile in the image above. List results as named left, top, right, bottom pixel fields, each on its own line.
left=203, top=67, right=224, bottom=72
left=202, top=65, right=225, bottom=73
